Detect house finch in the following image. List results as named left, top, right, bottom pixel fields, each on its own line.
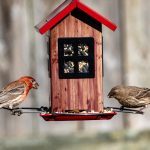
left=108, top=85, right=150, bottom=111
left=0, top=76, right=39, bottom=109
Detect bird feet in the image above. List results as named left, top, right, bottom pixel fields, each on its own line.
left=119, top=106, right=144, bottom=114
left=11, top=109, right=23, bottom=116
left=133, top=106, right=145, bottom=114
left=135, top=110, right=144, bottom=115
left=119, top=106, right=124, bottom=111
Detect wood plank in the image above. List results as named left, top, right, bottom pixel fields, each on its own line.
left=58, top=18, right=68, bottom=112
left=74, top=18, right=80, bottom=109
left=60, top=79, right=68, bottom=111
left=50, top=27, right=61, bottom=112
left=67, top=16, right=77, bottom=110
left=94, top=29, right=103, bottom=112
left=80, top=22, right=95, bottom=111
left=80, top=21, right=89, bottom=110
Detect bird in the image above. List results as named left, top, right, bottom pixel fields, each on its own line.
left=108, top=85, right=150, bottom=111
left=0, top=76, right=39, bottom=110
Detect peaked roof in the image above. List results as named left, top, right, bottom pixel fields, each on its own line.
left=35, top=0, right=117, bottom=34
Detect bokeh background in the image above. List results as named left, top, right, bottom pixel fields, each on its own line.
left=0, top=0, right=150, bottom=149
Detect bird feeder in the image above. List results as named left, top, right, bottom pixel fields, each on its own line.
left=35, top=0, right=117, bottom=121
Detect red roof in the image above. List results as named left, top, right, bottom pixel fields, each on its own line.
left=35, top=0, right=117, bottom=34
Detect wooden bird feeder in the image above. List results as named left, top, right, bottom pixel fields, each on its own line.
left=35, top=0, right=117, bottom=121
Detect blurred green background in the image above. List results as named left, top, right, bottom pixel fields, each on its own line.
left=0, top=0, right=150, bottom=149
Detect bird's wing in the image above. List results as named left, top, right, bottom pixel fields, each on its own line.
left=127, top=86, right=149, bottom=97
left=0, top=82, right=25, bottom=104
left=135, top=88, right=150, bottom=99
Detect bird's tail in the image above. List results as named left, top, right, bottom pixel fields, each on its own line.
left=0, top=103, right=9, bottom=109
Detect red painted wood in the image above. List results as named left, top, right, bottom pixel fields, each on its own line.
left=73, top=0, right=79, bottom=2
left=39, top=1, right=77, bottom=34
left=77, top=1, right=117, bottom=31
left=71, top=0, right=79, bottom=2
left=37, top=0, right=117, bottom=34
left=40, top=112, right=117, bottom=121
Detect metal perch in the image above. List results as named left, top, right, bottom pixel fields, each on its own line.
left=1, top=106, right=50, bottom=116
left=106, top=107, right=144, bottom=114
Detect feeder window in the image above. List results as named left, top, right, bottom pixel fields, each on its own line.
left=64, top=61, right=75, bottom=73
left=64, top=44, right=74, bottom=56
left=78, top=44, right=89, bottom=56
left=58, top=37, right=94, bottom=79
left=78, top=61, right=89, bottom=73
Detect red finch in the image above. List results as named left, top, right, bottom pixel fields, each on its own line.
left=108, top=85, right=150, bottom=111
left=0, top=76, right=39, bottom=109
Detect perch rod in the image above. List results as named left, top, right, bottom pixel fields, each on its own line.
left=106, top=107, right=144, bottom=114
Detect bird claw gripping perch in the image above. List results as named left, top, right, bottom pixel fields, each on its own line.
left=11, top=109, right=23, bottom=116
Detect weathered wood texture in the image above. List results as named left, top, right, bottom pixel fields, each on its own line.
left=50, top=15, right=103, bottom=112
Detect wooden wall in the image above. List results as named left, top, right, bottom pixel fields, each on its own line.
left=50, top=15, right=103, bottom=112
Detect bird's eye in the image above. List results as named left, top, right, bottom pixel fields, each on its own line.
left=31, top=79, right=35, bottom=83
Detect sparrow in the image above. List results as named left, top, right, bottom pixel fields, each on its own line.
left=0, top=76, right=39, bottom=109
left=108, top=85, right=150, bottom=111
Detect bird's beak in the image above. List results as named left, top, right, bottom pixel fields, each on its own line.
left=32, top=81, right=39, bottom=89
left=107, top=92, right=113, bottom=98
